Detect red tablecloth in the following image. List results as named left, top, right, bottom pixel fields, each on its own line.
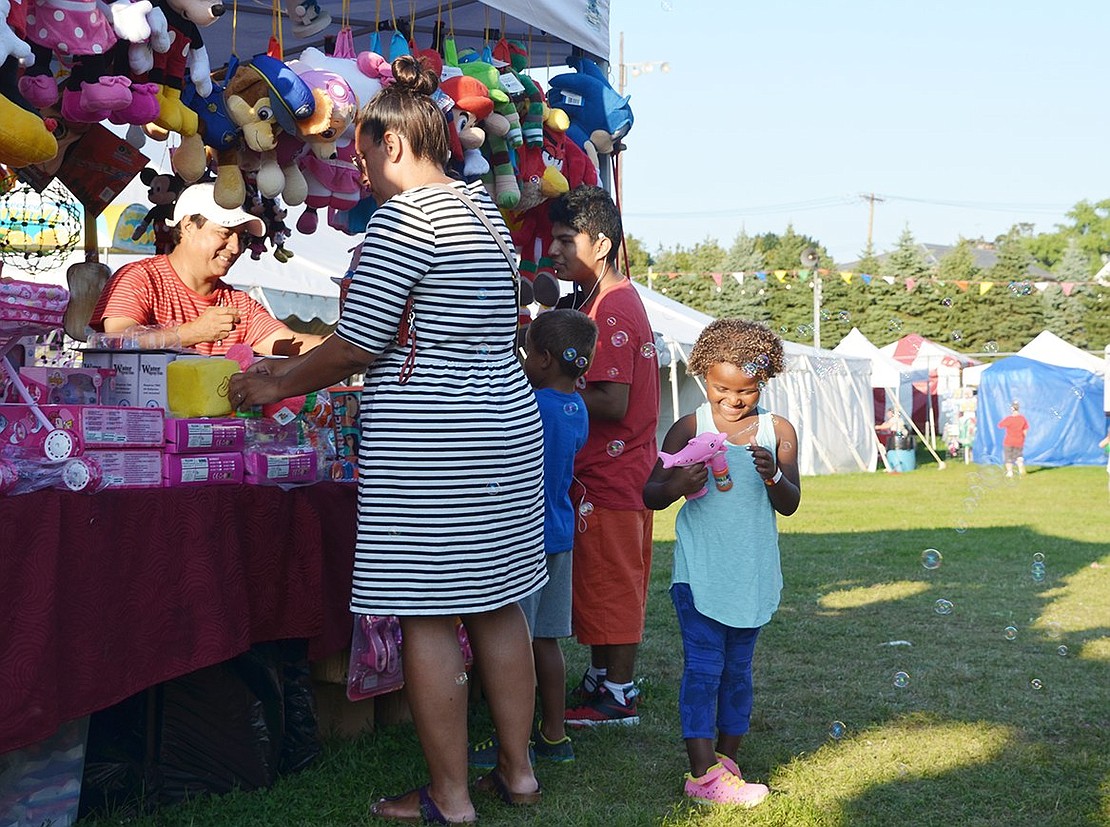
left=0, top=483, right=357, bottom=754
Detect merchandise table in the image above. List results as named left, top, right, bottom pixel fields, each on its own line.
left=0, top=483, right=358, bottom=755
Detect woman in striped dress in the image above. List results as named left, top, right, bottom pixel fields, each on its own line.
left=230, top=55, right=544, bottom=824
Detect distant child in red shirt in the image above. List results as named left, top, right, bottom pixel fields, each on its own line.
left=997, top=401, right=1029, bottom=477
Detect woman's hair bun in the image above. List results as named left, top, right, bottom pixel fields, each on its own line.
left=390, top=54, right=439, bottom=96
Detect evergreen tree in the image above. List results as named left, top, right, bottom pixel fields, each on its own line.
left=989, top=227, right=1037, bottom=283
left=723, top=230, right=765, bottom=272
left=756, top=225, right=833, bottom=271
left=936, top=238, right=980, bottom=282
left=1041, top=284, right=1087, bottom=347
left=623, top=234, right=653, bottom=275
left=854, top=241, right=882, bottom=277
left=1054, top=236, right=1092, bottom=281
left=880, top=227, right=933, bottom=280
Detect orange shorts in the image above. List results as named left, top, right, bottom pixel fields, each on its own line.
left=571, top=505, right=654, bottom=645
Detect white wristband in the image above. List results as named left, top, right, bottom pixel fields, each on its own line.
left=765, top=468, right=783, bottom=487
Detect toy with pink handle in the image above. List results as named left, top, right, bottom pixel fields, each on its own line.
left=658, top=431, right=732, bottom=500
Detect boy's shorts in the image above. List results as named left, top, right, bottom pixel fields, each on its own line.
left=571, top=505, right=653, bottom=646
left=518, top=551, right=572, bottom=638
left=1003, top=445, right=1023, bottom=463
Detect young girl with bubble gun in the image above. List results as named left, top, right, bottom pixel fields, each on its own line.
left=642, top=318, right=800, bottom=808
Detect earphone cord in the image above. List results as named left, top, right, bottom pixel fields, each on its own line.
left=573, top=262, right=609, bottom=311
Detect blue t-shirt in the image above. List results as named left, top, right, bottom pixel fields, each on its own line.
left=535, top=387, right=589, bottom=554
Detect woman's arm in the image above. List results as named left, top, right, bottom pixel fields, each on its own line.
left=228, top=334, right=373, bottom=409
left=642, top=414, right=704, bottom=510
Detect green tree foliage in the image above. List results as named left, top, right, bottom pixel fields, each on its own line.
left=1065, top=199, right=1110, bottom=269
left=723, top=230, right=765, bottom=272
left=623, top=234, right=653, bottom=275
left=1054, top=236, right=1093, bottom=281
left=755, top=225, right=834, bottom=271
left=1041, top=284, right=1087, bottom=348
left=936, top=238, right=980, bottom=282
left=880, top=227, right=933, bottom=280
left=855, top=241, right=882, bottom=277
left=989, top=228, right=1036, bottom=283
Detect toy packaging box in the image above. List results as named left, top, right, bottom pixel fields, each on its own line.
left=84, top=450, right=165, bottom=489
left=9, top=367, right=116, bottom=405
left=244, top=448, right=318, bottom=486
left=82, top=350, right=181, bottom=408
left=164, top=418, right=246, bottom=454
left=329, top=387, right=361, bottom=481
left=163, top=452, right=245, bottom=487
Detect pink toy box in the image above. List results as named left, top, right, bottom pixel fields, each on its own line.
left=0, top=404, right=82, bottom=458
left=164, top=418, right=246, bottom=454
left=84, top=450, right=164, bottom=489
left=244, top=447, right=318, bottom=486
left=9, top=367, right=116, bottom=405
left=163, top=452, right=245, bottom=486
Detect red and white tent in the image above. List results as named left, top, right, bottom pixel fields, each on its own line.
left=834, top=328, right=931, bottom=430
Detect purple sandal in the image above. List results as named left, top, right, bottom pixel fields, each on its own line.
left=370, top=785, right=473, bottom=825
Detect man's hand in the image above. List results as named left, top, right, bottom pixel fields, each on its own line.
left=180, top=306, right=241, bottom=347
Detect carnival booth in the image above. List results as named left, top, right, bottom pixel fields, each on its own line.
left=878, top=333, right=980, bottom=440
left=0, top=2, right=620, bottom=822
left=834, top=327, right=931, bottom=429
left=639, top=284, right=877, bottom=476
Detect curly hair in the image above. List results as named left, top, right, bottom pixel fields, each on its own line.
left=527, top=309, right=599, bottom=379
left=686, top=318, right=785, bottom=381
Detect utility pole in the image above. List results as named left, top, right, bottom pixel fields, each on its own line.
left=860, top=192, right=885, bottom=252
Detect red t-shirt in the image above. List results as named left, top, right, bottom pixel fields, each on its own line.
left=575, top=279, right=660, bottom=510
left=997, top=414, right=1029, bottom=447
left=90, top=255, right=285, bottom=356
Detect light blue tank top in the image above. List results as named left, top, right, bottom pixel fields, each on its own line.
left=672, top=403, right=783, bottom=628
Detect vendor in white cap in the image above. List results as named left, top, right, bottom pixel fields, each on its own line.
left=90, top=182, right=327, bottom=356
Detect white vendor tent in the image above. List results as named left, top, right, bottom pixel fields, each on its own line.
left=833, top=327, right=931, bottom=428
left=1016, top=330, right=1105, bottom=375
left=635, top=283, right=877, bottom=476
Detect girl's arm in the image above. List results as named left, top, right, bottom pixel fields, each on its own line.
left=746, top=415, right=801, bottom=516
left=642, top=414, right=706, bottom=510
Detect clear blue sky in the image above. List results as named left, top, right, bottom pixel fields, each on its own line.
left=599, top=1, right=1108, bottom=264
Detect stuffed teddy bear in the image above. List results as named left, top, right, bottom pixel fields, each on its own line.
left=130, top=166, right=184, bottom=253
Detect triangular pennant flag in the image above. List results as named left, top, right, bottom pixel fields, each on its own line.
left=861, top=274, right=873, bottom=285
left=905, top=277, right=917, bottom=292
left=756, top=271, right=768, bottom=281
left=1034, top=281, right=1049, bottom=292
left=882, top=276, right=895, bottom=285
left=955, top=280, right=969, bottom=292
left=667, top=272, right=678, bottom=279
left=711, top=272, right=723, bottom=287
left=774, top=270, right=787, bottom=282
left=732, top=272, right=745, bottom=285
left=840, top=271, right=853, bottom=284
left=797, top=269, right=810, bottom=282
left=1062, top=282, right=1076, bottom=296
left=979, top=282, right=993, bottom=296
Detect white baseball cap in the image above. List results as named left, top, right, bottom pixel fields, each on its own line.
left=169, top=182, right=265, bottom=237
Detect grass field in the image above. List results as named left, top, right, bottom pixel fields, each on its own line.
left=84, top=462, right=1110, bottom=826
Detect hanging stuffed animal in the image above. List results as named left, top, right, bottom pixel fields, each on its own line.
left=283, top=0, right=329, bottom=39
left=131, top=166, right=184, bottom=253
left=439, top=75, right=493, bottom=180
left=0, top=0, right=57, bottom=166
left=548, top=56, right=634, bottom=168
left=147, top=0, right=225, bottom=136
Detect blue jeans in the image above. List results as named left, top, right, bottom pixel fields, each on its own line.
left=671, top=582, right=760, bottom=739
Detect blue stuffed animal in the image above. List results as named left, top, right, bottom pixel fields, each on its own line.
left=547, top=57, right=633, bottom=159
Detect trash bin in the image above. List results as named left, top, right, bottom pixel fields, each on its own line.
left=886, top=432, right=916, bottom=471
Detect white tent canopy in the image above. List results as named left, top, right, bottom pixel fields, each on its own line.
left=635, top=284, right=877, bottom=476
left=834, top=327, right=930, bottom=421
left=1016, top=330, right=1105, bottom=375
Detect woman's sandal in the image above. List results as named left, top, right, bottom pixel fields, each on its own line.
left=473, top=768, right=542, bottom=805
left=369, top=785, right=476, bottom=825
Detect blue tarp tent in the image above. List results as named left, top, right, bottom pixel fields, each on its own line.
left=974, top=356, right=1106, bottom=466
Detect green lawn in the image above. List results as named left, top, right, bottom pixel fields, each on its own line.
left=84, top=463, right=1110, bottom=826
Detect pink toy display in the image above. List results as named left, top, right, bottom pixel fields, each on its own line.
left=658, top=431, right=733, bottom=500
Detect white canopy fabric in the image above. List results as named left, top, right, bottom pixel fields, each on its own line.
left=834, top=327, right=930, bottom=427
left=1017, top=330, right=1105, bottom=375
left=199, top=1, right=611, bottom=69
left=635, top=284, right=877, bottom=476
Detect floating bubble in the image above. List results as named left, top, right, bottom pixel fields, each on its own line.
left=606, top=316, right=617, bottom=327
left=575, top=376, right=587, bottom=389
left=758, top=380, right=767, bottom=390
left=941, top=297, right=953, bottom=307
left=1004, top=625, right=1018, bottom=641
left=486, top=481, right=501, bottom=495
left=1045, top=621, right=1062, bottom=639
left=1030, top=678, right=1043, bottom=690
left=934, top=599, right=954, bottom=616
left=563, top=402, right=580, bottom=415
left=1049, top=407, right=1062, bottom=420
left=888, top=318, right=903, bottom=332
left=955, top=519, right=969, bottom=534
left=756, top=354, right=770, bottom=368
left=985, top=340, right=998, bottom=353
left=921, top=548, right=943, bottom=570
left=951, top=330, right=963, bottom=342
left=477, top=343, right=491, bottom=356
left=1032, top=552, right=1045, bottom=563
left=606, top=366, right=620, bottom=379
left=796, top=324, right=812, bottom=337
left=1057, top=645, right=1068, bottom=657
left=454, top=672, right=469, bottom=685
left=742, top=361, right=759, bottom=377
left=828, top=721, right=846, bottom=739
left=640, top=343, right=656, bottom=359
left=779, top=325, right=790, bottom=335
left=606, top=440, right=626, bottom=458
left=782, top=441, right=793, bottom=450
left=893, top=671, right=909, bottom=688
left=820, top=309, right=831, bottom=321
left=563, top=347, right=577, bottom=361
left=611, top=331, right=629, bottom=347
left=1031, top=563, right=1046, bottom=582
left=838, top=309, right=851, bottom=322
left=578, top=501, right=594, bottom=517
left=1071, top=385, right=1085, bottom=399
left=574, top=355, right=589, bottom=369
left=477, top=288, right=488, bottom=300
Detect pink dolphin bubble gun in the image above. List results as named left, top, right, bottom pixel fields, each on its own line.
left=658, top=431, right=733, bottom=500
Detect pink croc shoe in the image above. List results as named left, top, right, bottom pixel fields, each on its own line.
left=108, top=82, right=160, bottom=125
left=18, top=74, right=59, bottom=108
left=684, top=762, right=769, bottom=807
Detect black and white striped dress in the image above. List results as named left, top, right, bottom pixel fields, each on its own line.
left=335, top=180, right=546, bottom=616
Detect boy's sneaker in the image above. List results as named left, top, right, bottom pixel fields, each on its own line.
left=566, top=669, right=602, bottom=707
left=531, top=726, right=575, bottom=763
left=564, top=686, right=640, bottom=727
left=467, top=736, right=535, bottom=770
left=684, top=762, right=769, bottom=807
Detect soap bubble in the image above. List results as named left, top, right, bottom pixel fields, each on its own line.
left=477, top=288, right=488, bottom=300
left=1045, top=621, right=1062, bottom=639
left=779, top=325, right=790, bottom=335
left=1031, top=563, right=1046, bottom=582
left=888, top=318, right=903, bottom=332
left=611, top=331, right=629, bottom=347
left=477, top=343, right=491, bottom=356
left=796, top=323, right=813, bottom=337
left=1030, top=678, right=1043, bottom=690
left=985, top=340, right=998, bottom=353
left=606, top=316, right=617, bottom=327
left=893, top=671, right=909, bottom=688
left=1071, top=385, right=1085, bottom=399
left=820, top=309, right=831, bottom=322
left=828, top=721, right=846, bottom=739
left=941, top=297, right=953, bottom=307
left=574, top=355, right=589, bottom=369
left=934, top=599, right=954, bottom=616
left=1057, top=645, right=1068, bottom=657
left=486, top=481, right=501, bottom=495
left=921, top=548, right=942, bottom=570
left=742, top=361, right=759, bottom=377
left=607, top=366, right=620, bottom=379
left=640, top=343, right=656, bottom=359
left=951, top=330, right=963, bottom=342
left=838, top=309, right=851, bottom=322
left=1004, top=625, right=1018, bottom=641
left=578, top=501, right=594, bottom=517
left=1032, top=552, right=1045, bottom=563
left=1049, top=407, right=1062, bottom=420
left=606, top=440, right=626, bottom=457
left=563, top=347, right=578, bottom=361
left=563, top=402, right=580, bottom=415
left=575, top=376, right=587, bottom=389
left=954, top=519, right=969, bottom=534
